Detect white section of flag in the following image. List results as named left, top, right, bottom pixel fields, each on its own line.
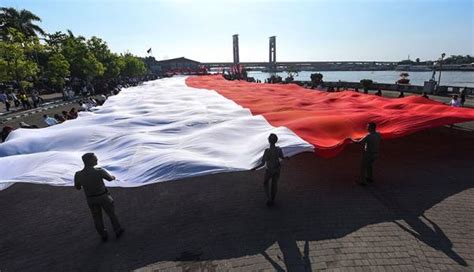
left=0, top=77, right=313, bottom=190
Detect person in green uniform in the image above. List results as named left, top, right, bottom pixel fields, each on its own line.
left=74, top=153, right=124, bottom=241
left=358, top=122, right=381, bottom=186
left=252, top=133, right=289, bottom=206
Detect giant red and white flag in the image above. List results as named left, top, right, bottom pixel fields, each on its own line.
left=187, top=75, right=474, bottom=157
left=1, top=75, right=474, bottom=190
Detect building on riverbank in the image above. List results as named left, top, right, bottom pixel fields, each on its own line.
left=149, top=57, right=201, bottom=73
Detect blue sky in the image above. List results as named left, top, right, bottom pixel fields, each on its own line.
left=3, top=0, right=473, bottom=62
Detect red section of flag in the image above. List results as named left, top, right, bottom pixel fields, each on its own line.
left=186, top=75, right=474, bottom=157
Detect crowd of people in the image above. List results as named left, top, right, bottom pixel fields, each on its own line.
left=324, top=85, right=471, bottom=106
left=0, top=75, right=160, bottom=114
left=0, top=88, right=46, bottom=112
left=43, top=107, right=79, bottom=126
left=1, top=105, right=82, bottom=142
left=41, top=95, right=109, bottom=127
left=1, top=75, right=160, bottom=143
left=450, top=88, right=468, bottom=107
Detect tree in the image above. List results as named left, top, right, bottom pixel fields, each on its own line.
left=45, top=31, right=68, bottom=52
left=103, top=54, right=125, bottom=79
left=310, top=73, right=323, bottom=85
left=61, top=32, right=104, bottom=81
left=120, top=53, right=147, bottom=77
left=0, top=40, right=39, bottom=88
left=360, top=79, right=373, bottom=93
left=78, top=51, right=105, bottom=81
left=3, top=27, right=44, bottom=61
left=86, top=36, right=124, bottom=79
left=443, top=55, right=474, bottom=65
left=0, top=7, right=45, bottom=39
left=87, top=36, right=110, bottom=62
left=44, top=53, right=70, bottom=90
left=398, top=59, right=414, bottom=65
left=0, top=8, right=150, bottom=92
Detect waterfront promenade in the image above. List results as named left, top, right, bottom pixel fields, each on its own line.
left=248, top=71, right=474, bottom=89
left=0, top=117, right=473, bottom=271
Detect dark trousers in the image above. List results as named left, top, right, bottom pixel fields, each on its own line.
left=87, top=194, right=122, bottom=236
left=264, top=169, right=280, bottom=202
left=5, top=101, right=10, bottom=111
left=361, top=152, right=378, bottom=182
left=21, top=100, right=31, bottom=109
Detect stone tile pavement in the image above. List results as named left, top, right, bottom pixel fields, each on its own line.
left=0, top=126, right=473, bottom=271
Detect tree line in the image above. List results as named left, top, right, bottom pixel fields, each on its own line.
left=398, top=55, right=473, bottom=66
left=0, top=7, right=148, bottom=92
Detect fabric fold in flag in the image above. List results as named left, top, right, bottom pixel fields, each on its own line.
left=2, top=75, right=474, bottom=190
left=0, top=77, right=312, bottom=190
left=186, top=75, right=474, bottom=157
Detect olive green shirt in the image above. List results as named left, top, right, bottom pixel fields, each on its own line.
left=262, top=146, right=284, bottom=171
left=362, top=132, right=381, bottom=154
left=74, top=167, right=114, bottom=197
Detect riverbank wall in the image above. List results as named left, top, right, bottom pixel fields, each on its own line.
left=293, top=81, right=473, bottom=96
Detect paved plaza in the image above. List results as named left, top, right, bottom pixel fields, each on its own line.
left=0, top=124, right=473, bottom=271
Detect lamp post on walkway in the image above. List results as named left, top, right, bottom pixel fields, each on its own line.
left=437, top=53, right=446, bottom=89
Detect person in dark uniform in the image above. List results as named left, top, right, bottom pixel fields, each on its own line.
left=1, top=126, right=13, bottom=142
left=251, top=133, right=289, bottom=206
left=75, top=153, right=124, bottom=241
left=358, top=122, right=381, bottom=186
left=459, top=88, right=467, bottom=106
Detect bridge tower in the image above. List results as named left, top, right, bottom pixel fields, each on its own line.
left=233, top=34, right=240, bottom=64
left=269, top=36, right=276, bottom=71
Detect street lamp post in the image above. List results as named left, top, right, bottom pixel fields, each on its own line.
left=437, top=53, right=446, bottom=91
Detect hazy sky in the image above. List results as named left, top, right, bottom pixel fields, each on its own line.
left=3, top=0, right=474, bottom=62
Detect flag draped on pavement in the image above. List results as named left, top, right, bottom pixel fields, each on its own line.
left=0, top=77, right=312, bottom=190
left=1, top=75, right=474, bottom=190
left=187, top=75, right=474, bottom=157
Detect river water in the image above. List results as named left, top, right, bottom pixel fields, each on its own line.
left=247, top=71, right=474, bottom=87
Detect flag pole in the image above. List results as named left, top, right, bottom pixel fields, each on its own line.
left=147, top=48, right=153, bottom=58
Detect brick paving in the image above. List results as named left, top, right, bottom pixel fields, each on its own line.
left=0, top=123, right=473, bottom=271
